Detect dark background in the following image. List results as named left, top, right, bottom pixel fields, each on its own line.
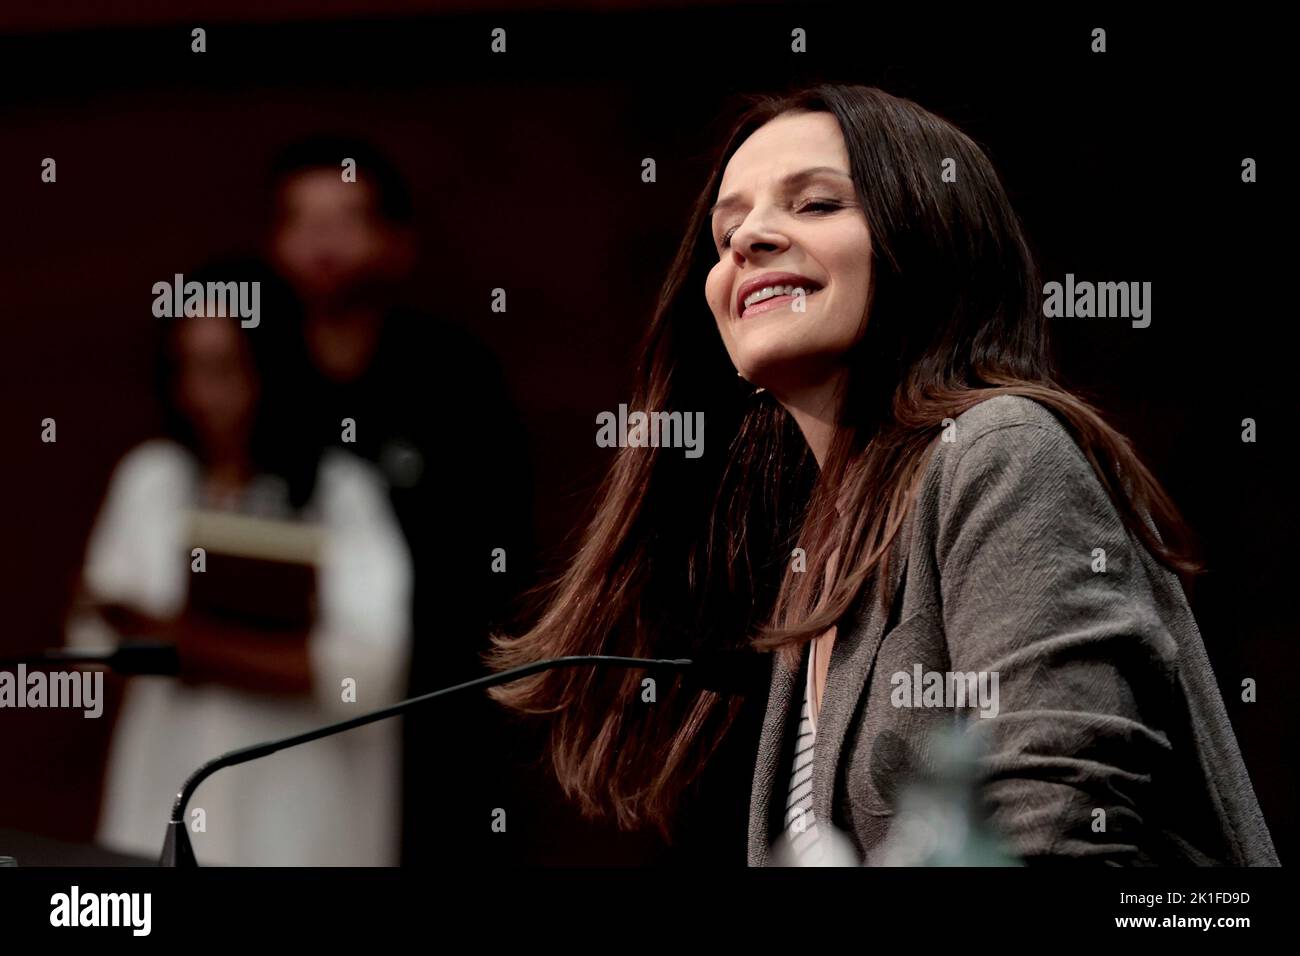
left=0, top=2, right=1291, bottom=864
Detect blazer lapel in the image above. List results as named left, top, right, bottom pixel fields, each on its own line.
left=809, top=564, right=899, bottom=844
left=747, top=644, right=801, bottom=865
left=747, top=529, right=911, bottom=865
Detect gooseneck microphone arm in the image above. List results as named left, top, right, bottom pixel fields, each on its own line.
left=161, top=653, right=711, bottom=867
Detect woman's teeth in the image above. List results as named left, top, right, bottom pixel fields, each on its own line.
left=743, top=284, right=816, bottom=308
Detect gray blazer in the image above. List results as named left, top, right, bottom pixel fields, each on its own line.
left=748, top=395, right=1280, bottom=866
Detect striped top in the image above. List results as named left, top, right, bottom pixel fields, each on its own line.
left=782, top=646, right=826, bottom=864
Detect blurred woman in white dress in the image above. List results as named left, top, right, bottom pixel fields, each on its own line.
left=67, top=260, right=412, bottom=866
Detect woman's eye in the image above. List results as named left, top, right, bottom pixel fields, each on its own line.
left=717, top=199, right=844, bottom=250
left=797, top=199, right=843, bottom=213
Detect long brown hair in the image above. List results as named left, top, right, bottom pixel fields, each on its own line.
left=486, top=84, right=1200, bottom=838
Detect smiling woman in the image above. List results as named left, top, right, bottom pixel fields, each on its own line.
left=485, top=84, right=1279, bottom=867
left=704, top=113, right=872, bottom=468
left=707, top=124, right=868, bottom=416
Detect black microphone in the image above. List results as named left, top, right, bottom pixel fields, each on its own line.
left=160, top=649, right=769, bottom=866
left=0, top=642, right=180, bottom=676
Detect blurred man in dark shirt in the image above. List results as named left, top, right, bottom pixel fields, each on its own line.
left=265, top=136, right=536, bottom=865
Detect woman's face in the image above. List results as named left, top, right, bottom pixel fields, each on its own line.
left=173, top=318, right=259, bottom=453
left=704, top=111, right=872, bottom=400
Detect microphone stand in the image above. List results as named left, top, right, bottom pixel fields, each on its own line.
left=161, top=654, right=699, bottom=867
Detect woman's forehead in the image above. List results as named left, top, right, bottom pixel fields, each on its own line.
left=719, top=113, right=849, bottom=192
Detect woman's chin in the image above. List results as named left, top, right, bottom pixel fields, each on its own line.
left=735, top=351, right=838, bottom=397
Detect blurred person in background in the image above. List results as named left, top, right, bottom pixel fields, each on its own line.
left=66, top=259, right=413, bottom=866
left=266, top=138, right=537, bottom=865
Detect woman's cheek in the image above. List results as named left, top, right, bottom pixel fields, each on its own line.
left=705, top=266, right=729, bottom=324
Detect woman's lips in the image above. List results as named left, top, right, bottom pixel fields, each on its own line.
left=738, top=287, right=821, bottom=320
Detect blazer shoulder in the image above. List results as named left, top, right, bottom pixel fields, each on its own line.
left=917, top=394, right=1105, bottom=527
left=923, top=393, right=1075, bottom=467
left=951, top=393, right=1065, bottom=443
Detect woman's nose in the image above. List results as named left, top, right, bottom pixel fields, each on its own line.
left=730, top=210, right=791, bottom=261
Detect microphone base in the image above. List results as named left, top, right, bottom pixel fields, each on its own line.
left=160, top=821, right=199, bottom=867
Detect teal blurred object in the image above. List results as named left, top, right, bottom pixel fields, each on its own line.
left=769, top=818, right=861, bottom=867
left=872, top=720, right=1023, bottom=867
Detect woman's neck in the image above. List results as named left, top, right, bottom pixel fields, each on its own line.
left=201, top=449, right=254, bottom=498
left=774, top=370, right=845, bottom=468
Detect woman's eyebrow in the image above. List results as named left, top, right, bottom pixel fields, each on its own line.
left=708, top=166, right=853, bottom=218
